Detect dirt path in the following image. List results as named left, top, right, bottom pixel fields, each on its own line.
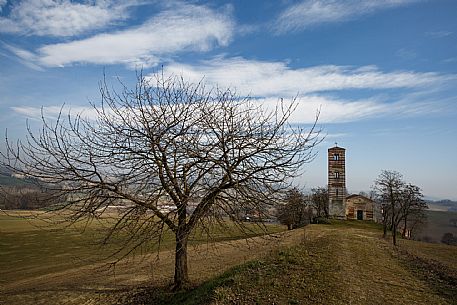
left=1, top=229, right=304, bottom=304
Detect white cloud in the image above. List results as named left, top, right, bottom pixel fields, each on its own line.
left=11, top=105, right=100, bottom=121
left=253, top=95, right=443, bottom=124
left=0, top=0, right=7, bottom=12
left=163, top=57, right=452, bottom=98
left=2, top=43, right=44, bottom=70
left=275, top=0, right=420, bottom=33
left=396, top=48, right=417, bottom=60
left=425, top=31, right=453, bottom=38
left=158, top=57, right=455, bottom=124
left=0, top=0, right=139, bottom=37
left=12, top=94, right=440, bottom=125
left=11, top=57, right=453, bottom=125
left=12, top=3, right=233, bottom=68
left=253, top=96, right=384, bottom=124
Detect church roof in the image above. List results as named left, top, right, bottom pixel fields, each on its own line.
left=346, top=194, right=374, bottom=202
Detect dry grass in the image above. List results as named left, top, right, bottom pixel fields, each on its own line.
left=193, top=222, right=453, bottom=305
left=2, top=215, right=456, bottom=305
left=0, top=211, right=290, bottom=304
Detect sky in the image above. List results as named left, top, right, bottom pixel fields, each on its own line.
left=0, top=0, right=456, bottom=200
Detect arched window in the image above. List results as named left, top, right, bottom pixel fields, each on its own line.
left=333, top=154, right=340, bottom=161
left=335, top=172, right=340, bottom=179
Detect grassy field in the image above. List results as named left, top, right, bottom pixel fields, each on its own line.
left=1, top=213, right=456, bottom=305
left=126, top=221, right=457, bottom=305
left=0, top=210, right=285, bottom=303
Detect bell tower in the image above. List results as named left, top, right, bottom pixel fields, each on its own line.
left=328, top=144, right=346, bottom=219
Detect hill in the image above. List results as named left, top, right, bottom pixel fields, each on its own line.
left=0, top=165, right=33, bottom=187
left=427, top=199, right=457, bottom=212
left=126, top=221, right=456, bottom=305
left=1, top=216, right=456, bottom=305
left=414, top=210, right=457, bottom=243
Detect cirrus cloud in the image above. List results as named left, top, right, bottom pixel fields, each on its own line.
left=8, top=3, right=234, bottom=69
left=0, top=0, right=139, bottom=37
left=162, top=56, right=453, bottom=97
left=274, top=0, right=420, bottom=34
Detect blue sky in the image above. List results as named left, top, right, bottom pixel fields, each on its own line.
left=0, top=0, right=456, bottom=200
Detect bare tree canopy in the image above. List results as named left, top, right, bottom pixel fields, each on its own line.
left=310, top=186, right=329, bottom=219
left=373, top=170, right=428, bottom=245
left=276, top=187, right=311, bottom=230
left=2, top=73, right=321, bottom=289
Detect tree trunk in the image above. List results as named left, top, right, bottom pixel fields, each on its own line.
left=173, top=230, right=189, bottom=290
left=382, top=209, right=388, bottom=238
left=402, top=217, right=408, bottom=238
left=392, top=223, right=397, bottom=246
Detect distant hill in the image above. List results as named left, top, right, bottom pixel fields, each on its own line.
left=0, top=164, right=13, bottom=175
left=0, top=165, right=33, bottom=187
left=413, top=210, right=457, bottom=243
left=427, top=199, right=457, bottom=212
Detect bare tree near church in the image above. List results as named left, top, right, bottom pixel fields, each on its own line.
left=310, top=187, right=329, bottom=219
left=373, top=170, right=427, bottom=245
left=397, top=183, right=427, bottom=238
left=373, top=170, right=404, bottom=245
left=277, top=187, right=311, bottom=230
left=2, top=73, right=321, bottom=290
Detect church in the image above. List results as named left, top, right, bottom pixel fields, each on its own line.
left=328, top=145, right=376, bottom=221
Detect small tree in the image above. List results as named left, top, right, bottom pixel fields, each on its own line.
left=310, top=187, right=329, bottom=219
left=373, top=170, right=404, bottom=244
left=373, top=170, right=427, bottom=245
left=276, top=188, right=310, bottom=230
left=397, top=183, right=428, bottom=238
left=441, top=233, right=457, bottom=245
left=2, top=73, right=320, bottom=290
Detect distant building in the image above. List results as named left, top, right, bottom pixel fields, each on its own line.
left=328, top=144, right=375, bottom=221
left=328, top=145, right=346, bottom=219
left=345, top=194, right=374, bottom=220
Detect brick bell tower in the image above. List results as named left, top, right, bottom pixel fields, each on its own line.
left=328, top=144, right=346, bottom=219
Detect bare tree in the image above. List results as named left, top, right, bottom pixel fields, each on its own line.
left=2, top=73, right=320, bottom=290
left=373, top=170, right=404, bottom=245
left=276, top=187, right=311, bottom=230
left=310, top=187, right=329, bottom=219
left=373, top=171, right=428, bottom=245
left=441, top=232, right=457, bottom=245
left=397, top=183, right=428, bottom=238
